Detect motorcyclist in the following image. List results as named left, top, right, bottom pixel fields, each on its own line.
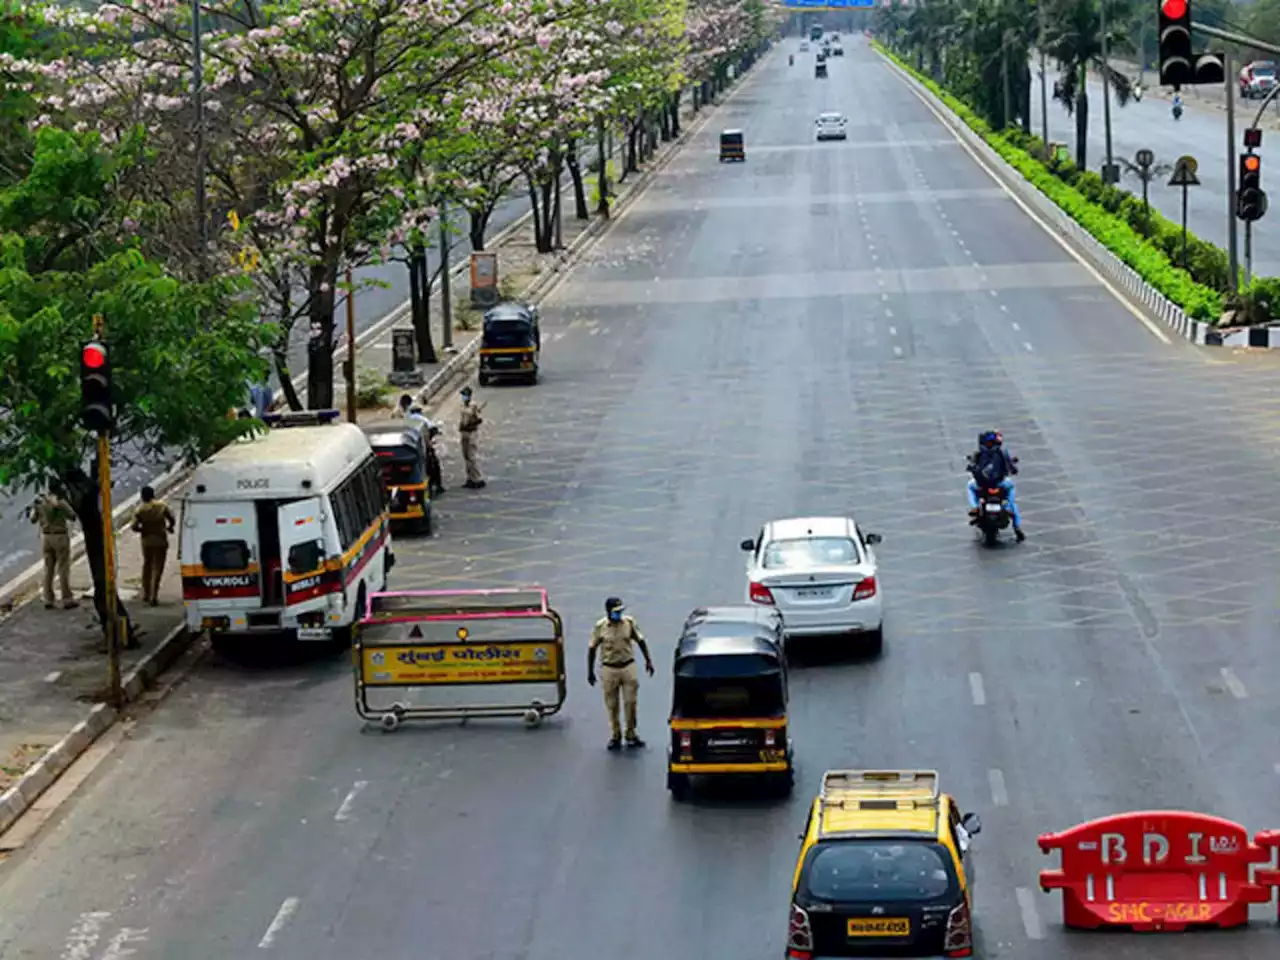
left=789, top=54, right=794, bottom=65
left=966, top=430, right=1024, bottom=542
left=1172, top=92, right=1183, bottom=118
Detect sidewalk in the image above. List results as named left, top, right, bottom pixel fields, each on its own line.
left=0, top=67, right=740, bottom=838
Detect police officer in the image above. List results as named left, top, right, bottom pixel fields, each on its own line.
left=132, top=485, right=175, bottom=605
left=587, top=597, right=655, bottom=750
left=458, top=386, right=486, bottom=489
left=30, top=490, right=78, bottom=610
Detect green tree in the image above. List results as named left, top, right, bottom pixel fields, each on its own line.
left=0, top=127, right=269, bottom=639
left=1044, top=0, right=1136, bottom=170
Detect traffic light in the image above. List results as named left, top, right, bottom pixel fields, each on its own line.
left=1157, top=0, right=1225, bottom=87
left=1238, top=154, right=1267, bottom=221
left=80, top=339, right=113, bottom=433
left=1158, top=0, right=1193, bottom=87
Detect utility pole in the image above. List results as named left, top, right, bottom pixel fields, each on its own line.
left=343, top=268, right=357, bottom=422
left=438, top=200, right=453, bottom=350
left=87, top=314, right=123, bottom=710
left=1225, top=48, right=1240, bottom=292
left=191, top=0, right=208, bottom=270
left=1100, top=0, right=1117, bottom=182
left=1039, top=1, right=1049, bottom=149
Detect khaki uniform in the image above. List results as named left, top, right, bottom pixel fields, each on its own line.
left=589, top=615, right=644, bottom=741
left=458, top=403, right=484, bottom=485
left=31, top=495, right=75, bottom=607
left=133, top=500, right=175, bottom=604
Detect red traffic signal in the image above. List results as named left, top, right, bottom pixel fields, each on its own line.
left=1243, top=154, right=1261, bottom=174
left=82, top=341, right=107, bottom=369
left=1161, top=0, right=1187, bottom=18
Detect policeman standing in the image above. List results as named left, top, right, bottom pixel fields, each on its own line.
left=587, top=597, right=655, bottom=750
left=30, top=490, right=78, bottom=610
left=132, top=485, right=175, bottom=605
left=458, top=386, right=486, bottom=489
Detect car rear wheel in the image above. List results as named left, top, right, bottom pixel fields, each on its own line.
left=478, top=372, right=491, bottom=386
left=864, top=626, right=884, bottom=657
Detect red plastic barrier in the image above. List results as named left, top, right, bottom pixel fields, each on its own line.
left=1038, top=811, right=1275, bottom=930
left=1256, top=829, right=1280, bottom=920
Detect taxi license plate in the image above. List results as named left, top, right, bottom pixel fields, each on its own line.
left=847, top=918, right=910, bottom=937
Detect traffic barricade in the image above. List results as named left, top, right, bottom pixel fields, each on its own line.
left=354, top=587, right=566, bottom=731
left=1257, top=829, right=1280, bottom=921
left=1038, top=811, right=1277, bottom=930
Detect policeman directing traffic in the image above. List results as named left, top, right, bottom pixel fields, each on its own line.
left=587, top=597, right=655, bottom=751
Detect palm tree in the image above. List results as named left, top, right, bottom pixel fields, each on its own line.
left=1043, top=0, right=1136, bottom=170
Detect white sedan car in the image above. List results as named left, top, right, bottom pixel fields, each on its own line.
left=740, top=516, right=883, bottom=651
left=815, top=112, right=847, bottom=141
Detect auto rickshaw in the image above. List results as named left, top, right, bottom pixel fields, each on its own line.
left=815, top=61, right=828, bottom=79
left=478, top=301, right=540, bottom=386
left=667, top=605, right=793, bottom=801
left=719, top=128, right=745, bottom=162
left=362, top=421, right=433, bottom=535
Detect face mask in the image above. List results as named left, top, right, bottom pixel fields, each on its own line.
left=462, top=395, right=471, bottom=405
left=608, top=610, right=622, bottom=622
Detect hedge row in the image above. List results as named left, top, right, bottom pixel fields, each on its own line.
left=873, top=41, right=1241, bottom=324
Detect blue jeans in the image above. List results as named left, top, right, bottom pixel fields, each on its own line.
left=968, top=478, right=1020, bottom=526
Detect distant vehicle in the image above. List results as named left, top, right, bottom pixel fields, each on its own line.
left=809, top=23, right=823, bottom=41
left=740, top=515, right=883, bottom=652
left=815, top=61, right=828, bottom=79
left=833, top=45, right=844, bottom=57
left=799, top=41, right=809, bottom=51
left=787, top=770, right=982, bottom=959
left=814, top=111, right=848, bottom=141
left=1240, top=60, right=1277, bottom=99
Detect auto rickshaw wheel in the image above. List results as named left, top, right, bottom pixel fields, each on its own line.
left=478, top=372, right=491, bottom=386
left=667, top=771, right=690, bottom=801
left=416, top=509, right=433, bottom=537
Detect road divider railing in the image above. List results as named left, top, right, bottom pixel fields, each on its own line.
left=353, top=587, right=566, bottom=731
left=1039, top=811, right=1280, bottom=931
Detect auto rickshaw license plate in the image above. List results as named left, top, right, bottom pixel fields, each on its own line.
left=847, top=918, right=910, bottom=937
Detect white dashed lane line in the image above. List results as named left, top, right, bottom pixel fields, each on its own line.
left=334, top=780, right=369, bottom=822
left=258, top=898, right=301, bottom=949
left=969, top=671, right=986, bottom=706
left=1015, top=887, right=1045, bottom=940
left=988, top=768, right=1009, bottom=807
left=1220, top=667, right=1248, bottom=699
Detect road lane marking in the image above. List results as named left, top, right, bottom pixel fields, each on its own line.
left=334, top=780, right=369, bottom=821
left=889, top=326, right=897, bottom=336
left=969, top=671, right=986, bottom=706
left=102, top=928, right=149, bottom=959
left=1220, top=667, right=1248, bottom=699
left=884, top=308, right=894, bottom=318
left=1016, top=887, right=1045, bottom=940
left=1023, top=341, right=1034, bottom=352
left=259, top=898, right=301, bottom=949
left=988, top=768, right=1009, bottom=806
left=893, top=346, right=904, bottom=357
left=1011, top=321, right=1020, bottom=330
left=881, top=55, right=1173, bottom=346
left=62, top=912, right=112, bottom=960
left=45, top=671, right=61, bottom=683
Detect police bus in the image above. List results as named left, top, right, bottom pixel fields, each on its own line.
left=179, top=410, right=394, bottom=645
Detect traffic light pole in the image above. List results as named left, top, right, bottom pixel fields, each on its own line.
left=91, top=314, right=123, bottom=710
left=1225, top=48, right=1240, bottom=294
left=1245, top=220, right=1253, bottom=284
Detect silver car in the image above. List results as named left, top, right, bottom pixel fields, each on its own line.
left=815, top=112, right=847, bottom=141
left=740, top=516, right=884, bottom=652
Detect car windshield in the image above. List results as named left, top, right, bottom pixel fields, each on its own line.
left=1257, top=67, right=1276, bottom=77
left=762, top=537, right=858, bottom=569
left=805, top=841, right=955, bottom=903
left=819, top=114, right=843, bottom=122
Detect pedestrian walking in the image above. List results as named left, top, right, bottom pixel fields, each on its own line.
left=587, top=597, right=655, bottom=750
left=131, top=485, right=175, bottom=605
left=458, top=385, right=486, bottom=489
left=30, top=490, right=78, bottom=610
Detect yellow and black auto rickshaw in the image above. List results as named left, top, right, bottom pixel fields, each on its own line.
left=815, top=60, right=828, bottom=79
left=667, top=605, right=793, bottom=801
left=719, top=128, right=745, bottom=162
left=478, top=301, right=541, bottom=386
left=362, top=421, right=433, bottom=535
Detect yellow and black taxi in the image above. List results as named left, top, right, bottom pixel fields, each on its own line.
left=719, top=128, right=745, bottom=162
left=787, top=770, right=982, bottom=958
left=667, top=605, right=791, bottom=800
left=478, top=301, right=540, bottom=386
left=362, top=421, right=433, bottom=535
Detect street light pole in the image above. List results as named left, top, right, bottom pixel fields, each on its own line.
left=1039, top=2, right=1049, bottom=149
left=1225, top=48, right=1240, bottom=293
left=1100, top=0, right=1116, bottom=180
left=191, top=0, right=208, bottom=268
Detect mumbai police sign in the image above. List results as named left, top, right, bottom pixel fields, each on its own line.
left=361, top=640, right=560, bottom=686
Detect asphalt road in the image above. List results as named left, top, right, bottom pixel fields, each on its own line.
left=7, top=37, right=1280, bottom=959
left=1030, top=65, right=1280, bottom=279
left=0, top=153, right=597, bottom=588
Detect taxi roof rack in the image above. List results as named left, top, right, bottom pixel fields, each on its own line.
left=262, top=409, right=342, bottom=428
left=819, top=769, right=940, bottom=814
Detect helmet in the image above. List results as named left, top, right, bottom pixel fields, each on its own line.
left=604, top=596, right=625, bottom=615
left=979, top=430, right=1000, bottom=448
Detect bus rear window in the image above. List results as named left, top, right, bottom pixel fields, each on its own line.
left=201, top=540, right=250, bottom=571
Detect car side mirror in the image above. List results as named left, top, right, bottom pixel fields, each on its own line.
left=740, top=538, right=755, bottom=551
left=961, top=812, right=982, bottom=836
left=865, top=533, right=882, bottom=545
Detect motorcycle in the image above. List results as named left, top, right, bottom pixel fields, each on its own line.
left=789, top=54, right=794, bottom=66
left=972, top=486, right=1013, bottom=546
left=1172, top=102, right=1183, bottom=120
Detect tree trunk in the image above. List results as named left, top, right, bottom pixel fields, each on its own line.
left=273, top=346, right=303, bottom=411
left=1020, top=63, right=1032, bottom=134
left=304, top=261, right=338, bottom=409
left=595, top=116, right=610, bottom=219
left=538, top=172, right=556, bottom=253
left=626, top=123, right=639, bottom=174
left=409, top=246, right=437, bottom=363
left=671, top=91, right=681, bottom=138
left=566, top=138, right=589, bottom=220
left=660, top=100, right=672, bottom=141
left=63, top=465, right=136, bottom=649
left=1075, top=82, right=1089, bottom=170
left=468, top=206, right=493, bottom=251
